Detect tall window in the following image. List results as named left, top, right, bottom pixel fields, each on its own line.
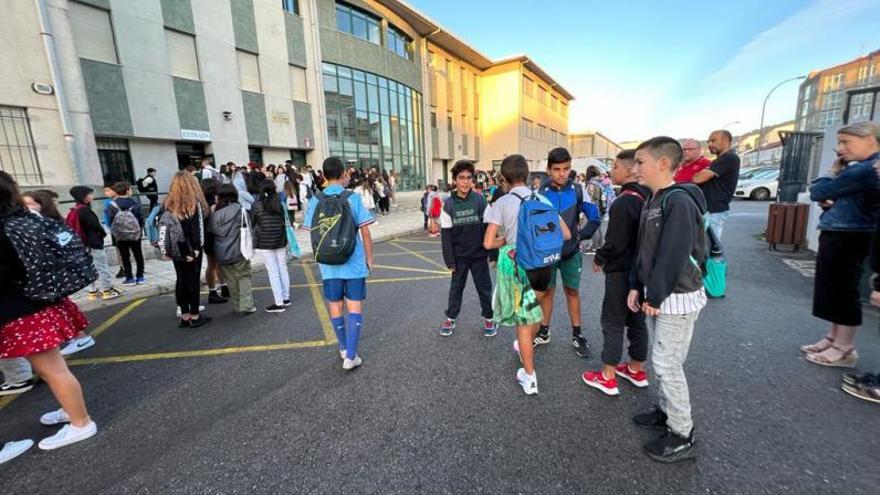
left=335, top=2, right=381, bottom=45
left=95, top=138, right=134, bottom=185
left=522, top=118, right=533, bottom=138
left=0, top=106, right=42, bottom=184
left=166, top=30, right=200, bottom=80
left=322, top=62, right=424, bottom=189
left=537, top=85, right=547, bottom=105
left=68, top=1, right=118, bottom=64
left=290, top=65, right=307, bottom=102
left=281, top=0, right=298, bottom=14
left=823, top=72, right=844, bottom=92
left=387, top=25, right=412, bottom=60
left=523, top=76, right=534, bottom=97
left=237, top=50, right=261, bottom=92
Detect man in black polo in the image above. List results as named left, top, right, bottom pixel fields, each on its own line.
left=693, top=129, right=741, bottom=240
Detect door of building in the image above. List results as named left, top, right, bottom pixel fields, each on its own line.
left=176, top=142, right=206, bottom=170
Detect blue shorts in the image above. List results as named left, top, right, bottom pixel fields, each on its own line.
left=322, top=278, right=367, bottom=302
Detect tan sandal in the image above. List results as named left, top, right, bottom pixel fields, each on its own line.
left=806, top=346, right=857, bottom=368
left=800, top=336, right=834, bottom=354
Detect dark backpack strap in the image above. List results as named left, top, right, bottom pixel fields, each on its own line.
left=511, top=192, right=527, bottom=203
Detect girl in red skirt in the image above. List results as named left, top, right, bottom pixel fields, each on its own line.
left=0, top=171, right=97, bottom=450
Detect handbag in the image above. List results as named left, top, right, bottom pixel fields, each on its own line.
left=240, top=208, right=254, bottom=261
left=281, top=197, right=301, bottom=259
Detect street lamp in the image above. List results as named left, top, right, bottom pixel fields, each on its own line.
left=757, top=76, right=807, bottom=152
left=722, top=120, right=741, bottom=129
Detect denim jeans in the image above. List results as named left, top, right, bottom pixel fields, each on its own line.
left=705, top=211, right=730, bottom=241
left=89, top=247, right=114, bottom=291
left=647, top=310, right=701, bottom=437
left=0, top=358, right=32, bottom=384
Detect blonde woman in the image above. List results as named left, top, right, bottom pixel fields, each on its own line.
left=162, top=171, right=211, bottom=328
left=803, top=122, right=880, bottom=368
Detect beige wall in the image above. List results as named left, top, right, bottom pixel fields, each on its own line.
left=479, top=62, right=521, bottom=167
left=0, top=1, right=75, bottom=186
left=569, top=132, right=622, bottom=160
left=254, top=0, right=298, bottom=149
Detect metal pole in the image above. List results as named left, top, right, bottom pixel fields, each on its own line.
left=758, top=76, right=806, bottom=164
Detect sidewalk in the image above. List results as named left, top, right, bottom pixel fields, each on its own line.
left=72, top=190, right=427, bottom=311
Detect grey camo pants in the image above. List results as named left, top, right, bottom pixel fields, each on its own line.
left=647, top=310, right=700, bottom=437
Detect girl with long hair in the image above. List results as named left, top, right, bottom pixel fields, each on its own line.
left=0, top=171, right=98, bottom=450
left=200, top=178, right=228, bottom=305
left=164, top=171, right=211, bottom=328
left=250, top=178, right=290, bottom=313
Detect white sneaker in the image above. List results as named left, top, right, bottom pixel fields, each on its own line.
left=0, top=439, right=33, bottom=464
left=339, top=349, right=346, bottom=360
left=40, top=408, right=70, bottom=426
left=342, top=355, right=362, bottom=370
left=38, top=422, right=97, bottom=450
left=60, top=336, right=95, bottom=357
left=516, top=368, right=538, bottom=395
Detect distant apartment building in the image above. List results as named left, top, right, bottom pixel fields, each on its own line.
left=0, top=0, right=573, bottom=195
left=569, top=131, right=622, bottom=164
left=736, top=120, right=795, bottom=168
left=796, top=50, right=880, bottom=132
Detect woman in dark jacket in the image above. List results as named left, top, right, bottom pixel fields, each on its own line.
left=208, top=184, right=255, bottom=314
left=0, top=171, right=98, bottom=450
left=802, top=122, right=880, bottom=368
left=251, top=179, right=289, bottom=313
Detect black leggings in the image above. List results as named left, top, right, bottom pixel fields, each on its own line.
left=117, top=240, right=144, bottom=279
left=173, top=254, right=203, bottom=316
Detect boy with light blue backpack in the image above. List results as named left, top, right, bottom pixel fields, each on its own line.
left=483, top=154, right=571, bottom=395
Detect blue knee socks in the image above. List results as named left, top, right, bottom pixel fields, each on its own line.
left=331, top=316, right=346, bottom=352
left=346, top=313, right=362, bottom=360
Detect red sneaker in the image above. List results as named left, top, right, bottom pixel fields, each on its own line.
left=581, top=370, right=619, bottom=396
left=615, top=363, right=649, bottom=388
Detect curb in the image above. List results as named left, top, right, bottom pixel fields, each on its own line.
left=75, top=226, right=430, bottom=312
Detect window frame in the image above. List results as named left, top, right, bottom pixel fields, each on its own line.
left=335, top=2, right=381, bottom=46
left=165, top=28, right=200, bottom=81
left=281, top=0, right=299, bottom=15
left=0, top=106, right=43, bottom=185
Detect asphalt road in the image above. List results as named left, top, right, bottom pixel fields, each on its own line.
left=1, top=200, right=878, bottom=494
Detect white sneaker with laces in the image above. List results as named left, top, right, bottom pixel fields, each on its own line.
left=40, top=408, right=70, bottom=426
left=516, top=368, right=538, bottom=395
left=342, top=355, right=362, bottom=370
left=60, top=336, right=95, bottom=357
left=0, top=439, right=33, bottom=464
left=38, top=422, right=97, bottom=450
left=339, top=349, right=346, bottom=360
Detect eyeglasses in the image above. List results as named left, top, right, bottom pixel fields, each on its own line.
left=457, top=175, right=473, bottom=180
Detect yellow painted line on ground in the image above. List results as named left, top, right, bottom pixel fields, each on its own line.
left=0, top=395, right=18, bottom=410
left=374, top=249, right=441, bottom=257
left=66, top=340, right=331, bottom=366
left=366, top=275, right=447, bottom=284
left=389, top=241, right=447, bottom=270
left=302, top=262, right=336, bottom=343
left=89, top=298, right=147, bottom=338
left=370, top=263, right=449, bottom=275
left=390, top=238, right=441, bottom=244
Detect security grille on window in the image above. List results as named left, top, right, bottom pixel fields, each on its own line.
left=0, top=106, right=42, bottom=185
left=68, top=1, right=118, bottom=64
left=95, top=138, right=134, bottom=185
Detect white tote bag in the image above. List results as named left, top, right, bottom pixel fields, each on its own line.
left=240, top=208, right=254, bottom=261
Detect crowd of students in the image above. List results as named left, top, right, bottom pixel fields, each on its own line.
left=1, top=124, right=878, bottom=465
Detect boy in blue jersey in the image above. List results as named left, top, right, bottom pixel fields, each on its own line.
left=304, top=157, right=375, bottom=371
left=536, top=148, right=601, bottom=357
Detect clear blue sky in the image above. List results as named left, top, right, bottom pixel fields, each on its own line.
left=407, top=0, right=880, bottom=142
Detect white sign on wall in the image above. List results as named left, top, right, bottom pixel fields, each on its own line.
left=180, top=129, right=211, bottom=141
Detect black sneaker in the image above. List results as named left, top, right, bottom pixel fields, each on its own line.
left=533, top=326, right=550, bottom=346
left=644, top=428, right=695, bottom=463
left=178, top=319, right=191, bottom=328
left=283, top=299, right=291, bottom=307
left=265, top=304, right=286, bottom=313
left=572, top=335, right=591, bottom=358
left=220, top=285, right=231, bottom=298
left=0, top=378, right=35, bottom=396
left=633, top=405, right=668, bottom=431
left=189, top=316, right=213, bottom=328
left=842, top=372, right=878, bottom=387
left=208, top=291, right=228, bottom=304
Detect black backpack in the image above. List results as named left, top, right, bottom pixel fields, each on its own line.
left=310, top=190, right=357, bottom=265
left=2, top=212, right=97, bottom=302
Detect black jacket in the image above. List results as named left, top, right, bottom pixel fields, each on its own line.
left=0, top=209, right=49, bottom=326
left=595, top=182, right=651, bottom=273
left=250, top=199, right=287, bottom=250
left=74, top=203, right=107, bottom=249
left=440, top=191, right=488, bottom=266
left=630, top=183, right=707, bottom=308
left=872, top=221, right=880, bottom=291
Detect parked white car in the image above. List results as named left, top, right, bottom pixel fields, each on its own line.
left=735, top=168, right=779, bottom=200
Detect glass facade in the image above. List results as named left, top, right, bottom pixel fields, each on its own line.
left=335, top=2, right=381, bottom=45
left=322, top=62, right=425, bottom=190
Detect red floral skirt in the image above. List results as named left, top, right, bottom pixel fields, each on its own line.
left=0, top=298, right=89, bottom=358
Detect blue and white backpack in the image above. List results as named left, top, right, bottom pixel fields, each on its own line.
left=512, top=192, right=564, bottom=270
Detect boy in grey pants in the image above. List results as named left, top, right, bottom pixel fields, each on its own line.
left=626, top=137, right=708, bottom=463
